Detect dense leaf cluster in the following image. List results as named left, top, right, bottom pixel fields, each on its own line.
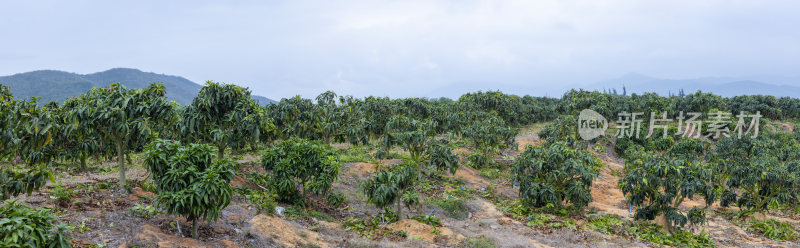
left=619, top=150, right=715, bottom=230
left=143, top=139, right=236, bottom=238
left=261, top=138, right=340, bottom=203
left=512, top=142, right=600, bottom=212
left=0, top=200, right=72, bottom=248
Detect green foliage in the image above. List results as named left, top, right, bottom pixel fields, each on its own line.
left=83, top=83, right=174, bottom=188
left=59, top=95, right=102, bottom=171
left=401, top=191, right=419, bottom=211
left=362, top=162, right=416, bottom=217
left=627, top=222, right=714, bottom=248
left=0, top=95, right=57, bottom=199
left=338, top=145, right=374, bottom=163
left=384, top=115, right=436, bottom=163
left=587, top=213, right=714, bottom=247
left=241, top=189, right=277, bottom=215
left=460, top=236, right=497, bottom=248
left=410, top=213, right=441, bottom=226
left=525, top=213, right=555, bottom=228
left=343, top=217, right=381, bottom=238
left=261, top=138, right=340, bottom=203
left=427, top=139, right=459, bottom=174
left=0, top=166, right=53, bottom=200
left=745, top=218, right=799, bottom=241
left=587, top=213, right=626, bottom=234
left=467, top=153, right=494, bottom=170
left=47, top=182, right=77, bottom=205
left=619, top=152, right=715, bottom=230
left=143, top=139, right=236, bottom=239
left=712, top=132, right=800, bottom=214
left=283, top=206, right=333, bottom=222
left=501, top=200, right=534, bottom=220
left=327, top=191, right=346, bottom=208
left=424, top=197, right=469, bottom=219
left=461, top=116, right=516, bottom=168
left=512, top=142, right=599, bottom=212
left=181, top=81, right=264, bottom=158
left=128, top=204, right=163, bottom=219
left=0, top=200, right=73, bottom=248
left=538, top=115, right=581, bottom=146
left=478, top=168, right=504, bottom=180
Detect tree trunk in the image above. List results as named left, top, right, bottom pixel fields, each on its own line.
left=396, top=199, right=402, bottom=219
left=217, top=144, right=225, bottom=159
left=79, top=155, right=87, bottom=171
left=117, top=140, right=127, bottom=190
left=192, top=218, right=200, bottom=239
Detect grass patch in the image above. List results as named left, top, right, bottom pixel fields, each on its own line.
left=587, top=213, right=626, bottom=234
left=128, top=204, right=162, bottom=218
left=424, top=197, right=469, bottom=219
left=478, top=168, right=506, bottom=180
left=745, top=218, right=799, bottom=241
left=47, top=182, right=77, bottom=205
left=339, top=145, right=375, bottom=163
left=460, top=235, right=496, bottom=248
left=283, top=206, right=334, bottom=222
left=585, top=213, right=713, bottom=248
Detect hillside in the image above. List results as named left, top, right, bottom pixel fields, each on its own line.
left=0, top=68, right=276, bottom=105
left=590, top=73, right=800, bottom=97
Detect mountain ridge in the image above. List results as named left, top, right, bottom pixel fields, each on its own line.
left=587, top=73, right=800, bottom=98
left=0, top=68, right=276, bottom=105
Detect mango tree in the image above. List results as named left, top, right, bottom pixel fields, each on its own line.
left=58, top=95, right=101, bottom=171
left=270, top=95, right=317, bottom=139
left=383, top=115, right=436, bottom=176
left=337, top=95, right=369, bottom=145
left=512, top=142, right=599, bottom=213
left=362, top=162, right=417, bottom=218
left=260, top=138, right=340, bottom=204
left=89, top=83, right=174, bottom=189
left=313, top=91, right=341, bottom=143
left=462, top=116, right=517, bottom=168
left=0, top=85, right=15, bottom=160
left=619, top=152, right=716, bottom=231
left=143, top=139, right=236, bottom=239
left=1, top=96, right=57, bottom=200
left=181, top=81, right=260, bottom=158
left=714, top=132, right=800, bottom=214
left=427, top=139, right=459, bottom=174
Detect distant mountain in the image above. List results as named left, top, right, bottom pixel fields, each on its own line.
left=588, top=73, right=800, bottom=98
left=0, top=68, right=276, bottom=105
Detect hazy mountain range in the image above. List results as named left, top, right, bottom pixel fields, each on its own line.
left=424, top=73, right=800, bottom=99
left=589, top=73, right=800, bottom=98
left=2, top=68, right=799, bottom=103
left=0, top=68, right=276, bottom=105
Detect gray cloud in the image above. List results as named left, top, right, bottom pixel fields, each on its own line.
left=1, top=0, right=798, bottom=99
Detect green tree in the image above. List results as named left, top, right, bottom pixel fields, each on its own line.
left=87, top=83, right=174, bottom=189
left=427, top=139, right=459, bottom=174
left=462, top=116, right=516, bottom=168
left=181, top=81, right=261, bottom=159
left=362, top=162, right=417, bottom=218
left=143, top=139, right=236, bottom=239
left=512, top=142, right=599, bottom=212
left=1, top=96, right=57, bottom=200
left=384, top=115, right=436, bottom=163
left=58, top=95, right=101, bottom=171
left=260, top=138, right=340, bottom=203
left=619, top=152, right=716, bottom=231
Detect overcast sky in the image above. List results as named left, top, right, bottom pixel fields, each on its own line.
left=1, top=0, right=799, bottom=99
